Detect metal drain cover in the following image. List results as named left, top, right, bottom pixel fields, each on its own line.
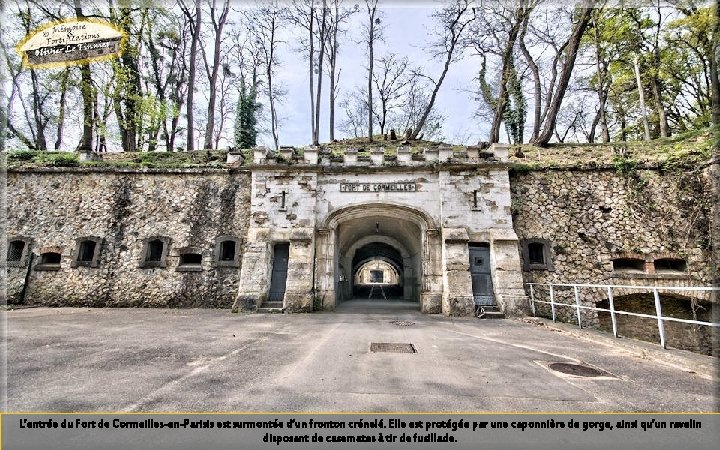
left=370, top=343, right=416, bottom=353
left=548, top=362, right=610, bottom=377
left=389, top=320, right=415, bottom=327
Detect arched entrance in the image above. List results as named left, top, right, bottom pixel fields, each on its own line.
left=314, top=203, right=443, bottom=312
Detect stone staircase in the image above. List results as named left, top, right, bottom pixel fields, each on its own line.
left=257, top=300, right=284, bottom=313
left=476, top=305, right=505, bottom=319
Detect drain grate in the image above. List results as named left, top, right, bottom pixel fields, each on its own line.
left=548, top=362, right=610, bottom=377
left=370, top=343, right=417, bottom=353
left=389, top=320, right=415, bottom=327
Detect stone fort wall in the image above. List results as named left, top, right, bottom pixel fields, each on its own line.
left=6, top=168, right=251, bottom=307
left=5, top=161, right=714, bottom=337
left=511, top=166, right=714, bottom=354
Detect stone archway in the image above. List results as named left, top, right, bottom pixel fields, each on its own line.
left=314, top=202, right=442, bottom=312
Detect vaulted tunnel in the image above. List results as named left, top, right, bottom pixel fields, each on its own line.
left=351, top=242, right=404, bottom=298
left=328, top=205, right=428, bottom=306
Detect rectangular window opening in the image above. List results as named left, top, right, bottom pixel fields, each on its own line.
left=180, top=253, right=203, bottom=266
left=654, top=258, right=687, bottom=273
left=528, top=243, right=545, bottom=265
left=146, top=240, right=164, bottom=262
left=219, top=241, right=236, bottom=261
left=612, top=258, right=645, bottom=272
left=77, top=241, right=96, bottom=262
left=8, top=241, right=25, bottom=261
left=40, top=252, right=61, bottom=265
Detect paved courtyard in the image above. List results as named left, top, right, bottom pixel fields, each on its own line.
left=3, top=302, right=718, bottom=412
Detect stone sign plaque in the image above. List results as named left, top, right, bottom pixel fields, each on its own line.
left=340, top=182, right=417, bottom=193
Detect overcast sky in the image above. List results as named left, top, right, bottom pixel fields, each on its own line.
left=269, top=2, right=486, bottom=147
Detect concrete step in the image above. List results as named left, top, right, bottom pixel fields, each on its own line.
left=261, top=301, right=284, bottom=308
left=257, top=307, right=284, bottom=314
left=476, top=306, right=505, bottom=319
left=479, top=311, right=506, bottom=319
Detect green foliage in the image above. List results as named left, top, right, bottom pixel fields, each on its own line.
left=612, top=154, right=638, bottom=175
left=133, top=151, right=227, bottom=168
left=7, top=151, right=79, bottom=167
left=234, top=82, right=260, bottom=150
left=44, top=153, right=79, bottom=167
left=9, top=151, right=35, bottom=161
left=503, top=60, right=525, bottom=144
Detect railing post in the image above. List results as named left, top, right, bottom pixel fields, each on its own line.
left=607, top=286, right=618, bottom=338
left=653, top=288, right=666, bottom=349
left=549, top=284, right=556, bottom=322
left=573, top=285, right=582, bottom=328
left=529, top=284, right=536, bottom=317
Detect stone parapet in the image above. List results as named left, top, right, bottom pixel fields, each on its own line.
left=244, top=144, right=507, bottom=169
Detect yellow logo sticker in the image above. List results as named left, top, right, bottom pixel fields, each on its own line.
left=16, top=18, right=127, bottom=69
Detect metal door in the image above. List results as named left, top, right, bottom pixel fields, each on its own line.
left=469, top=245, right=495, bottom=306
left=268, top=243, right=289, bottom=302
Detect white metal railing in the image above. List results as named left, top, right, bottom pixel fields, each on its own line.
left=526, top=282, right=720, bottom=350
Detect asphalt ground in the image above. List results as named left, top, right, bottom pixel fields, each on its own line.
left=3, top=301, right=718, bottom=413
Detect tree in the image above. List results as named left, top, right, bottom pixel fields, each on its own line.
left=372, top=54, right=415, bottom=136
left=326, top=0, right=357, bottom=141
left=363, top=0, right=381, bottom=142
left=4, top=1, right=80, bottom=151
left=339, top=87, right=369, bottom=138
left=143, top=8, right=188, bottom=151
left=393, top=76, right=444, bottom=141
left=109, top=3, right=148, bottom=152
left=470, top=4, right=530, bottom=143
left=74, top=0, right=95, bottom=151
left=313, top=0, right=329, bottom=145
left=179, top=0, right=202, bottom=151
left=246, top=3, right=284, bottom=150
left=201, top=0, right=230, bottom=150
left=531, top=1, right=593, bottom=146
left=409, top=0, right=473, bottom=140
left=234, top=80, right=259, bottom=149
left=288, top=0, right=318, bottom=144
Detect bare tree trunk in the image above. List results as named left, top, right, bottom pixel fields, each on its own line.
left=75, top=0, right=93, bottom=152
left=651, top=3, right=668, bottom=138
left=266, top=11, right=280, bottom=151
left=411, top=2, right=471, bottom=140
left=29, top=69, right=47, bottom=150
left=489, top=9, right=524, bottom=144
left=651, top=77, right=669, bottom=138
left=186, top=1, right=201, bottom=151
left=588, top=14, right=610, bottom=144
left=518, top=9, right=540, bottom=142
left=54, top=69, right=69, bottom=150
left=328, top=0, right=339, bottom=141
left=313, top=0, right=328, bottom=146
left=366, top=0, right=378, bottom=142
left=532, top=4, right=591, bottom=147
left=203, top=0, right=230, bottom=150
left=309, top=5, right=316, bottom=145
left=633, top=56, right=651, bottom=141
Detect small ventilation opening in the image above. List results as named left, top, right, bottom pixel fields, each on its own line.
left=7, top=240, right=25, bottom=261
left=612, top=258, right=645, bottom=273
left=77, top=241, right=96, bottom=262
left=180, top=253, right=202, bottom=265
left=146, top=240, right=164, bottom=262
left=219, top=240, right=236, bottom=261
left=40, top=252, right=61, bottom=265
left=654, top=258, right=686, bottom=273
left=528, top=243, right=545, bottom=265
